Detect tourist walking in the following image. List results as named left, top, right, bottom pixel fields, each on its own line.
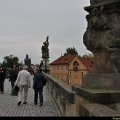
left=0, top=67, right=6, bottom=94
left=9, top=67, right=18, bottom=94
left=15, top=65, right=31, bottom=105
left=33, top=67, right=46, bottom=106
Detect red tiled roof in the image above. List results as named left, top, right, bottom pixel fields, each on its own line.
left=79, top=57, right=93, bottom=70
left=50, top=54, right=76, bottom=65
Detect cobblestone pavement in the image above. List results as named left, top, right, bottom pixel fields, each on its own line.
left=0, top=76, right=61, bottom=117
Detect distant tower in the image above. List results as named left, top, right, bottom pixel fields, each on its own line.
left=24, top=54, right=31, bottom=67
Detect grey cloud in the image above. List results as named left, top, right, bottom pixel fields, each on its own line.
left=0, top=0, right=90, bottom=63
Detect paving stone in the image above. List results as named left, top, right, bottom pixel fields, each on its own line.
left=0, top=77, right=61, bottom=117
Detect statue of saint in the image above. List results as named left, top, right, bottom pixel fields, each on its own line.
left=42, top=36, right=49, bottom=51
left=41, top=36, right=49, bottom=58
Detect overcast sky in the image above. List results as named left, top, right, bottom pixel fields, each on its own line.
left=0, top=0, right=91, bottom=64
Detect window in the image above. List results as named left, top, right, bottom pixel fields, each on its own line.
left=66, top=66, right=68, bottom=70
left=66, top=76, right=68, bottom=81
left=73, top=61, right=79, bottom=71
left=81, top=72, right=84, bottom=79
left=69, top=72, right=71, bottom=76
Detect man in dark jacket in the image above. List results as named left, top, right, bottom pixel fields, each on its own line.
left=0, top=67, right=6, bottom=94
left=9, top=67, right=18, bottom=94
left=33, top=67, right=46, bottom=106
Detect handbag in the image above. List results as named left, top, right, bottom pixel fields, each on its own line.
left=12, top=85, right=19, bottom=96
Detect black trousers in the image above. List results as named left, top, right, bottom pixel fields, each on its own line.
left=34, top=88, right=43, bottom=104
left=0, top=80, right=4, bottom=92
left=11, top=81, right=15, bottom=89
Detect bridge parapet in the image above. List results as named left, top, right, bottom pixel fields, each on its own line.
left=43, top=73, right=120, bottom=116
left=43, top=73, right=76, bottom=116
left=72, top=86, right=120, bottom=116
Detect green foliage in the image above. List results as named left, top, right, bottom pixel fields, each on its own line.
left=64, top=47, right=78, bottom=55
left=1, top=55, right=20, bottom=68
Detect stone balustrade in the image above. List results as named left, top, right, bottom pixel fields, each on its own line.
left=43, top=73, right=120, bottom=117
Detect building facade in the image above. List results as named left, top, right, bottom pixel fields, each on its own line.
left=49, top=54, right=93, bottom=86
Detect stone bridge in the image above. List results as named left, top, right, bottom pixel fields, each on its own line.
left=44, top=73, right=120, bottom=117
left=0, top=74, right=120, bottom=117
left=1, top=0, right=120, bottom=117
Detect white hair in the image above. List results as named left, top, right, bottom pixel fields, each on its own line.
left=23, top=65, right=28, bottom=70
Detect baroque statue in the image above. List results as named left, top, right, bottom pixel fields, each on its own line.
left=82, top=0, right=120, bottom=89
left=41, top=36, right=49, bottom=58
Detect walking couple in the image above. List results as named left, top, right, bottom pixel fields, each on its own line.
left=15, top=65, right=46, bottom=106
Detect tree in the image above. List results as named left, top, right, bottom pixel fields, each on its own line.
left=64, top=47, right=78, bottom=55
left=2, top=55, right=20, bottom=68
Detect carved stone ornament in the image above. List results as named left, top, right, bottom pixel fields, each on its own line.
left=90, top=0, right=111, bottom=5
left=82, top=0, right=120, bottom=89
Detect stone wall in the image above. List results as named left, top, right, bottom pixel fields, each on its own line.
left=44, top=73, right=77, bottom=116
left=43, top=73, right=120, bottom=116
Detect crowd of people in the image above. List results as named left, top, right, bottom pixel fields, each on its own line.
left=0, top=65, right=47, bottom=106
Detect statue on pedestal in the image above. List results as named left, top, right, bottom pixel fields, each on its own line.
left=41, top=36, right=49, bottom=58
left=41, top=36, right=50, bottom=73
left=83, top=0, right=120, bottom=89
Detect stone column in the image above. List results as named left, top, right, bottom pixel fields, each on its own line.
left=83, top=0, right=120, bottom=89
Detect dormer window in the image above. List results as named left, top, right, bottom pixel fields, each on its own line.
left=73, top=61, right=79, bottom=71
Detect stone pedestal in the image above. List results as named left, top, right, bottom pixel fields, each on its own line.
left=41, top=36, right=50, bottom=73
left=73, top=86, right=120, bottom=116
left=79, top=0, right=120, bottom=116
left=83, top=0, right=120, bottom=89
left=76, top=87, right=120, bottom=104
left=42, top=57, right=50, bottom=73
left=82, top=73, right=120, bottom=89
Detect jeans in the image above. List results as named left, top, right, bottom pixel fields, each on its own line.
left=34, top=88, right=43, bottom=104
left=11, top=81, right=15, bottom=89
